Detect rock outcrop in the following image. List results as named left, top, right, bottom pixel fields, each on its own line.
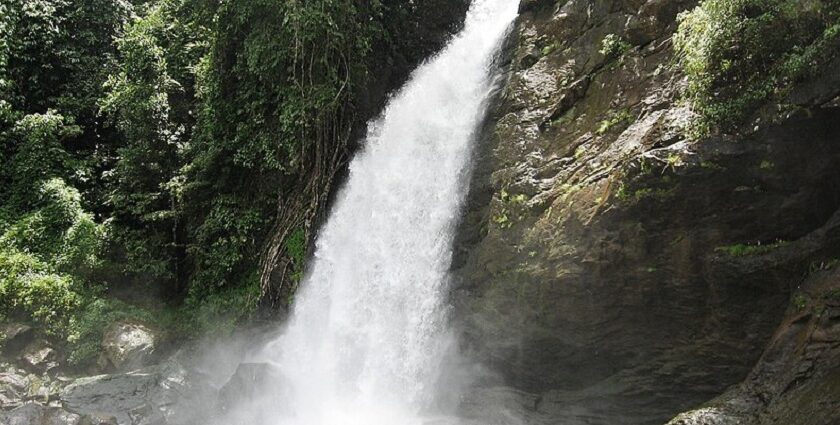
left=100, top=322, right=158, bottom=372
left=59, top=355, right=215, bottom=425
left=452, top=0, right=840, bottom=424
left=667, top=266, right=840, bottom=425
left=0, top=324, right=33, bottom=357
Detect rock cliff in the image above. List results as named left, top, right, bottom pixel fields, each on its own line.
left=452, top=0, right=840, bottom=423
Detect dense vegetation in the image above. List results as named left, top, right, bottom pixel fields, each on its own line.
left=675, top=0, right=840, bottom=135
left=2, top=0, right=835, bottom=368
left=0, top=0, right=466, bottom=365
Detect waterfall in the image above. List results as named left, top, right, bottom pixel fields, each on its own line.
left=222, top=0, right=518, bottom=423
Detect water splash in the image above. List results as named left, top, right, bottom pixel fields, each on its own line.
left=222, top=1, right=518, bottom=423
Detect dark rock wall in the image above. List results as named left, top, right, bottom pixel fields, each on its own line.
left=452, top=0, right=840, bottom=424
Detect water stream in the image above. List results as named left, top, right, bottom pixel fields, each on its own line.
left=223, top=1, right=519, bottom=423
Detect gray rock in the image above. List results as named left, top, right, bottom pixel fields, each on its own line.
left=0, top=364, right=66, bottom=409
left=60, top=369, right=161, bottom=425
left=0, top=366, right=28, bottom=409
left=0, top=323, right=33, bottom=355
left=79, top=413, right=118, bottom=425
left=218, top=362, right=287, bottom=412
left=215, top=362, right=290, bottom=424
left=20, top=340, right=58, bottom=372
left=666, top=407, right=743, bottom=425
left=101, top=322, right=157, bottom=371
left=0, top=403, right=82, bottom=425
left=60, top=357, right=215, bottom=425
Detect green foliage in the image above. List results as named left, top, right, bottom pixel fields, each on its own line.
left=285, top=228, right=307, bottom=283
left=101, top=0, right=208, bottom=283
left=0, top=191, right=156, bottom=366
left=674, top=0, right=840, bottom=135
left=0, top=177, right=118, bottom=365
left=715, top=240, right=789, bottom=257
left=599, top=34, right=631, bottom=59
left=0, top=0, right=471, bottom=352
left=1, top=179, right=105, bottom=273
left=541, top=42, right=560, bottom=56
left=493, top=189, right=530, bottom=229
left=615, top=184, right=674, bottom=203
left=181, top=273, right=260, bottom=336
left=182, top=0, right=391, bottom=298
left=193, top=0, right=382, bottom=176
left=596, top=109, right=633, bottom=135
left=1, top=0, right=131, bottom=118
left=0, top=248, right=80, bottom=337
left=0, top=111, right=81, bottom=213
left=187, top=195, right=267, bottom=292
left=792, top=294, right=808, bottom=310
left=809, top=258, right=840, bottom=273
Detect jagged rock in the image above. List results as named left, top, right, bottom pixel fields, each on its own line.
left=625, top=0, right=696, bottom=45
left=101, top=322, right=157, bottom=371
left=20, top=340, right=58, bottom=372
left=0, top=403, right=82, bottom=425
left=0, top=323, right=34, bottom=356
left=79, top=414, right=118, bottom=425
left=451, top=0, right=840, bottom=423
left=60, top=368, right=166, bottom=425
left=0, top=366, right=28, bottom=409
left=668, top=267, right=840, bottom=424
left=666, top=407, right=743, bottom=425
left=60, top=356, right=215, bottom=425
left=0, top=364, right=65, bottom=409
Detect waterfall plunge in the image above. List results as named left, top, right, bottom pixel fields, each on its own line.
left=223, top=1, right=518, bottom=423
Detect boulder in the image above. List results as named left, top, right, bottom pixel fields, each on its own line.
left=218, top=362, right=287, bottom=410
left=60, top=357, right=215, bottom=425
left=0, top=403, right=82, bottom=425
left=60, top=369, right=164, bottom=425
left=101, top=322, right=157, bottom=371
left=20, top=340, right=59, bottom=372
left=216, top=362, right=289, bottom=423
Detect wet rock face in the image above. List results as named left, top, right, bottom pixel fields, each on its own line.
left=216, top=363, right=290, bottom=424
left=667, top=267, right=840, bottom=425
left=452, top=0, right=840, bottom=423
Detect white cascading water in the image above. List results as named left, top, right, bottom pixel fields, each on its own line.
left=227, top=0, right=518, bottom=423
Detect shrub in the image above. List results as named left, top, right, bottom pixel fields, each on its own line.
left=600, top=34, right=631, bottom=59
left=0, top=178, right=105, bottom=274
left=674, top=0, right=840, bottom=135
left=0, top=248, right=80, bottom=337
left=0, top=111, right=80, bottom=213
left=182, top=273, right=260, bottom=336
left=596, top=109, right=633, bottom=135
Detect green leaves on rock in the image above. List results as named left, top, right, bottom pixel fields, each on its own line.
left=675, top=0, right=840, bottom=135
